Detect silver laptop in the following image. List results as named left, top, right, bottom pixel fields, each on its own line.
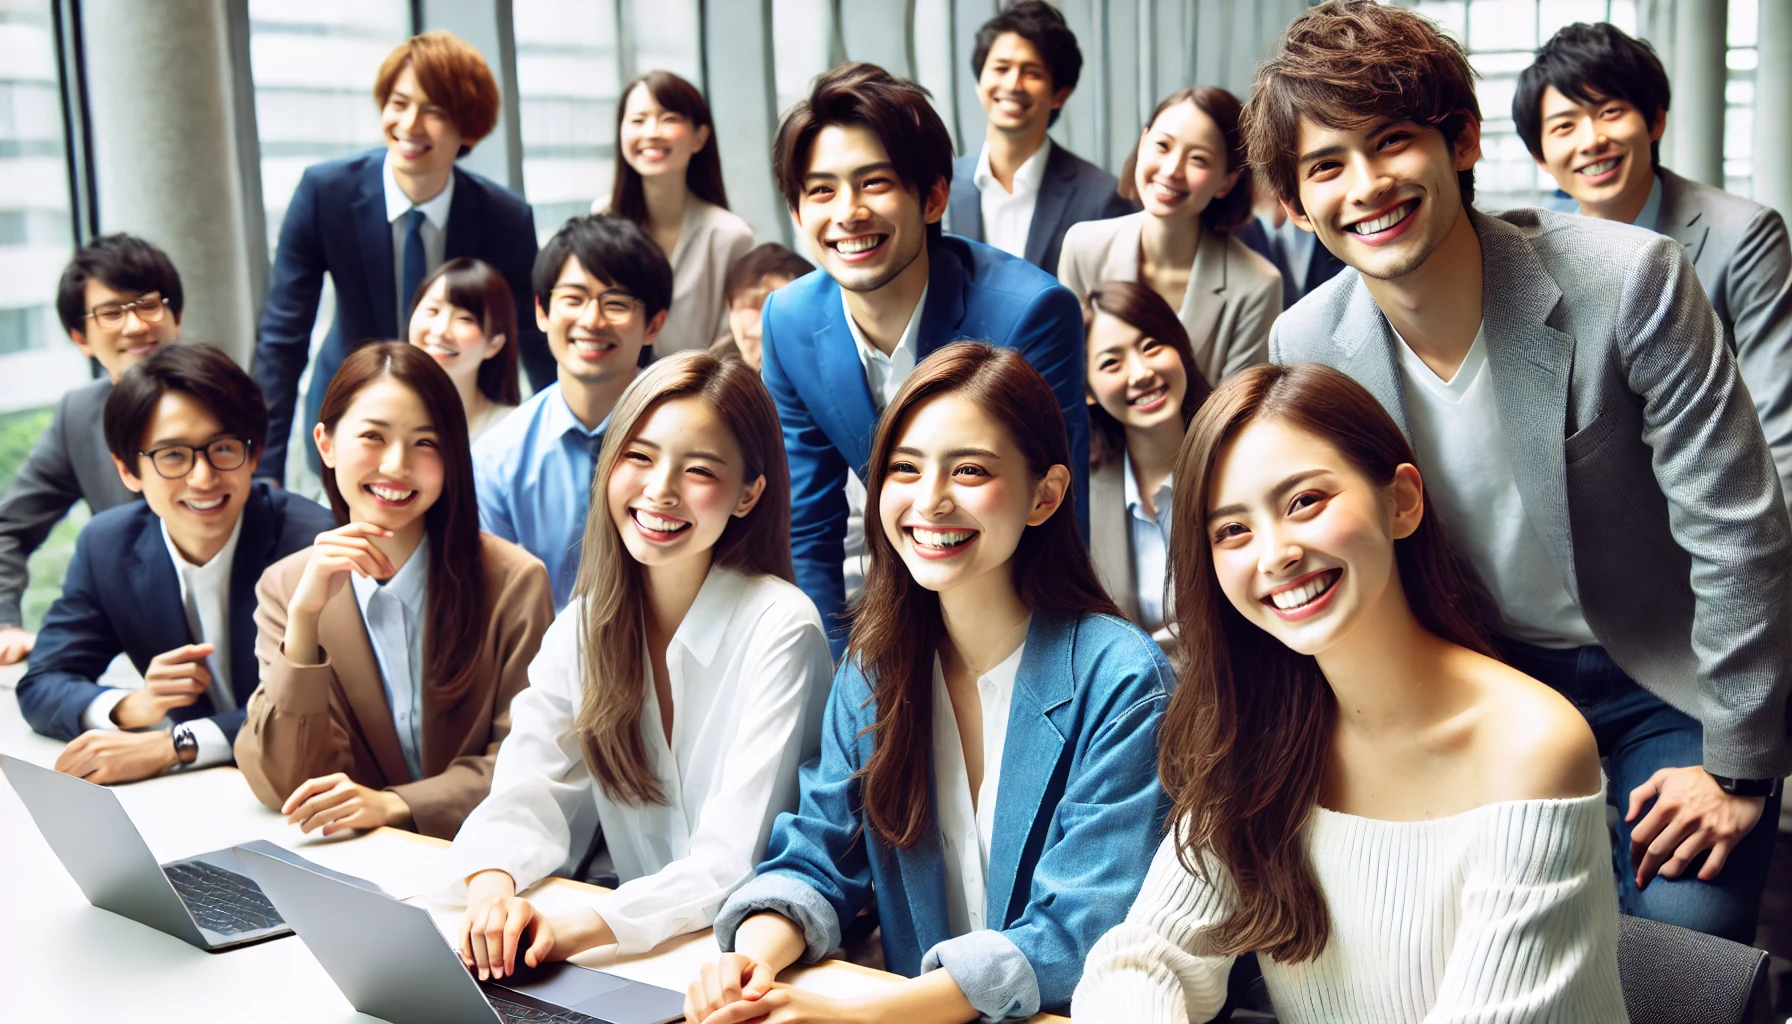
left=0, top=753, right=310, bottom=951
left=235, top=844, right=686, bottom=1024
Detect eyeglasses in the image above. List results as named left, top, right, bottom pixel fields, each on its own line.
left=86, top=294, right=170, bottom=331
left=138, top=438, right=252, bottom=480
left=549, top=288, right=642, bottom=324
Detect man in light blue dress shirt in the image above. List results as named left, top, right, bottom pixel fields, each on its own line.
left=473, top=215, right=672, bottom=608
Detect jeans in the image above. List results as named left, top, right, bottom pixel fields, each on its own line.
left=1500, top=639, right=1781, bottom=944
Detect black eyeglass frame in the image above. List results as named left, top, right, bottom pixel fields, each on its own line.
left=136, top=438, right=254, bottom=480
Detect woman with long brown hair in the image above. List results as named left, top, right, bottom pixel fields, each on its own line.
left=1084, top=280, right=1212, bottom=645
left=235, top=342, right=554, bottom=839
left=449, top=350, right=831, bottom=979
left=685, top=342, right=1172, bottom=1024
left=595, top=70, right=754, bottom=355
left=1072, top=363, right=1624, bottom=1023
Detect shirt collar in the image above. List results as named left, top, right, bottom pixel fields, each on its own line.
left=351, top=535, right=430, bottom=615
left=543, top=382, right=611, bottom=441
left=971, top=138, right=1053, bottom=197
left=383, top=149, right=455, bottom=228
left=842, top=283, right=929, bottom=366
left=667, top=565, right=749, bottom=667
left=1634, top=171, right=1665, bottom=232
left=1122, top=458, right=1172, bottom=519
left=160, top=512, right=244, bottom=584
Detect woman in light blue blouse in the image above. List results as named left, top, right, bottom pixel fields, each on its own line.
left=684, top=342, right=1172, bottom=1024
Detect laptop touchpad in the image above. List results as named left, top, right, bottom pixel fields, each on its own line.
left=496, top=961, right=632, bottom=1006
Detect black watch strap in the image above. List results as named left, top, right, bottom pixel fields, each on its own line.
left=1707, top=772, right=1782, bottom=797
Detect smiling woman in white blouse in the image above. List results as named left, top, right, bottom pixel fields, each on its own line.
left=451, top=349, right=831, bottom=979
left=1072, top=363, right=1624, bottom=1023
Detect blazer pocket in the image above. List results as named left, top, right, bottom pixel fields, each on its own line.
left=1564, top=406, right=1620, bottom=464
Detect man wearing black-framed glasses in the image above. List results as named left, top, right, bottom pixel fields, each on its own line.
left=0, top=234, right=187, bottom=667
left=15, top=344, right=334, bottom=784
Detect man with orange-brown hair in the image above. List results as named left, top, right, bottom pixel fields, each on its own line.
left=252, top=30, right=548, bottom=482
left=1253, top=0, right=1788, bottom=944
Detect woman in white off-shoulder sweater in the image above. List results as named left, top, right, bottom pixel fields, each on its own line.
left=1073, top=363, right=1627, bottom=1024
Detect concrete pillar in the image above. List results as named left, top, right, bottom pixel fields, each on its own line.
left=1669, top=0, right=1728, bottom=187
left=81, top=0, right=260, bottom=367
left=1755, top=0, right=1792, bottom=216
left=703, top=0, right=787, bottom=245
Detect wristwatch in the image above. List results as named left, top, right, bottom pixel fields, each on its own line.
left=1706, top=772, right=1782, bottom=798
left=170, top=723, right=199, bottom=771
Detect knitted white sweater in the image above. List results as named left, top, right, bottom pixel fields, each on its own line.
left=1073, top=792, right=1628, bottom=1023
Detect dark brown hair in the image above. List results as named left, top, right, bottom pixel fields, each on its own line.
left=1243, top=0, right=1480, bottom=212
left=105, top=343, right=267, bottom=467
left=315, top=342, right=487, bottom=706
left=373, top=31, right=500, bottom=152
left=571, top=350, right=792, bottom=804
left=1161, top=362, right=1490, bottom=963
left=773, top=62, right=955, bottom=214
left=723, top=242, right=814, bottom=307
left=410, top=257, right=521, bottom=407
left=851, top=342, right=1119, bottom=848
left=608, top=70, right=729, bottom=224
left=1084, top=281, right=1211, bottom=471
left=1121, top=86, right=1254, bottom=234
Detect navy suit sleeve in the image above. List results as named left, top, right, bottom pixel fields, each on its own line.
left=1012, top=284, right=1091, bottom=541
left=505, top=203, right=553, bottom=392
left=14, top=531, right=127, bottom=740
left=254, top=166, right=329, bottom=482
left=761, top=295, right=852, bottom=655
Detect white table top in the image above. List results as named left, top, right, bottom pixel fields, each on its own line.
left=0, top=665, right=1068, bottom=1022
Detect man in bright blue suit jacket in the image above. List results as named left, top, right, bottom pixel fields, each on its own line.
left=762, top=63, right=1088, bottom=653
left=17, top=345, right=337, bottom=783
left=252, top=32, right=548, bottom=481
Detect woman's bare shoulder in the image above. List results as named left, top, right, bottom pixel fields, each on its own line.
left=1459, top=648, right=1602, bottom=803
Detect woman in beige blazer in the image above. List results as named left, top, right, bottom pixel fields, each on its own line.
left=236, top=343, right=552, bottom=840
left=1084, top=281, right=1212, bottom=654
left=595, top=70, right=754, bottom=354
left=1059, top=86, right=1281, bottom=386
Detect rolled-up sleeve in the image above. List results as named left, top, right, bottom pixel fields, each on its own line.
left=921, top=929, right=1041, bottom=1023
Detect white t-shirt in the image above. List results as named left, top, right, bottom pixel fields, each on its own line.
left=1394, top=325, right=1596, bottom=647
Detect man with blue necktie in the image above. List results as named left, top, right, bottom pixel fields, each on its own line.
left=252, top=30, right=548, bottom=483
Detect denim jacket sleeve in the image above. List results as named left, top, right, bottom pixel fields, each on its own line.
left=713, top=658, right=875, bottom=962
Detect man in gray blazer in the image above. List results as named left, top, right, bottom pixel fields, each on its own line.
left=945, top=1, right=1133, bottom=275
left=1249, top=0, right=1789, bottom=943
left=1516, top=21, right=1792, bottom=510
left=0, top=235, right=179, bottom=664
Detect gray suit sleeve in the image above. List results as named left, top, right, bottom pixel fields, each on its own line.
left=1624, top=235, right=1792, bottom=778
left=0, top=398, right=83, bottom=629
left=1722, top=207, right=1792, bottom=513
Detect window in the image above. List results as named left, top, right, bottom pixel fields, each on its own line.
left=0, top=0, right=80, bottom=409
left=1725, top=0, right=1757, bottom=198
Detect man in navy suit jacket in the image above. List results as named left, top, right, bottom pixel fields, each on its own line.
left=765, top=63, right=1087, bottom=653
left=17, top=345, right=336, bottom=784
left=252, top=31, right=547, bottom=481
left=946, top=1, right=1134, bottom=274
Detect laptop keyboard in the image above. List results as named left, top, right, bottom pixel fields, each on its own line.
left=163, top=860, right=285, bottom=935
left=486, top=992, right=607, bottom=1024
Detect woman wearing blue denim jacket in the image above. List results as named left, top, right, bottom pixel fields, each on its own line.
left=684, top=342, right=1172, bottom=1024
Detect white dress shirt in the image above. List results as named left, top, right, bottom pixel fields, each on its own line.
left=351, top=538, right=430, bottom=781
left=844, top=284, right=929, bottom=413
left=450, top=566, right=833, bottom=953
left=931, top=638, right=1025, bottom=937
left=384, top=150, right=454, bottom=335
left=1123, top=459, right=1173, bottom=634
left=973, top=138, right=1052, bottom=259
left=79, top=516, right=243, bottom=769
left=1394, top=326, right=1596, bottom=647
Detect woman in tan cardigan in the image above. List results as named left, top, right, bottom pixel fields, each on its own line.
left=236, top=343, right=552, bottom=840
left=1058, top=86, right=1281, bottom=386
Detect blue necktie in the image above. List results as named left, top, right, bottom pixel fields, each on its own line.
left=401, top=208, right=427, bottom=334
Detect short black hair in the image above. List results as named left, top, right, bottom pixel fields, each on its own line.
left=104, top=343, right=269, bottom=469
left=56, top=234, right=185, bottom=335
left=531, top=214, right=674, bottom=321
left=1514, top=22, right=1669, bottom=166
left=773, top=63, right=955, bottom=215
left=971, top=1, right=1083, bottom=126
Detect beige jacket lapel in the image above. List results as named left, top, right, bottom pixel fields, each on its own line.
left=1180, top=234, right=1229, bottom=386
left=1089, top=458, right=1138, bottom=622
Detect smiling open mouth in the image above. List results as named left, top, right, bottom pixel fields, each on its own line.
left=831, top=235, right=886, bottom=256
left=182, top=495, right=227, bottom=512
left=909, top=526, right=976, bottom=550
left=1578, top=157, right=1620, bottom=176
left=1129, top=384, right=1169, bottom=408
left=631, top=508, right=691, bottom=537
left=1265, top=568, right=1342, bottom=611
left=1350, top=200, right=1417, bottom=235
left=365, top=483, right=418, bottom=506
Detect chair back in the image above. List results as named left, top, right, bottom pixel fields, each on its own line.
left=1616, top=913, right=1768, bottom=1024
